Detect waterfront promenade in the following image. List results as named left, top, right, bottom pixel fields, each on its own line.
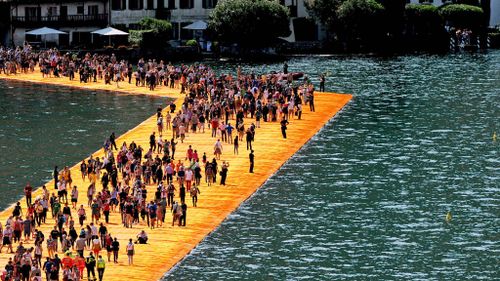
left=0, top=73, right=352, bottom=280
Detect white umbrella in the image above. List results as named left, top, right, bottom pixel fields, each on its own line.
left=25, top=27, right=67, bottom=48
left=26, top=27, right=67, bottom=35
left=91, top=27, right=129, bottom=36
left=91, top=27, right=129, bottom=46
left=183, top=21, right=208, bottom=30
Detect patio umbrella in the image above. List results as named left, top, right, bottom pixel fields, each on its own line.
left=182, top=21, right=208, bottom=30
left=26, top=27, right=67, bottom=48
left=91, top=27, right=129, bottom=46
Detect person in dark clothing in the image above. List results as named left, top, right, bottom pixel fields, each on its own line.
left=179, top=185, right=186, bottom=204
left=86, top=252, right=97, bottom=280
left=111, top=238, right=120, bottom=263
left=245, top=129, right=253, bottom=151
left=109, top=132, right=117, bottom=150
left=249, top=150, right=254, bottom=173
left=53, top=166, right=59, bottom=190
left=280, top=118, right=289, bottom=139
left=149, top=132, right=156, bottom=151
left=220, top=162, right=229, bottom=185
left=179, top=202, right=187, bottom=226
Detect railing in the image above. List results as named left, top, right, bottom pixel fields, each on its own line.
left=12, top=0, right=106, bottom=4
left=12, top=14, right=108, bottom=27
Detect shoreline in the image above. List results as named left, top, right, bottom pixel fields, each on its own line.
left=0, top=72, right=352, bottom=280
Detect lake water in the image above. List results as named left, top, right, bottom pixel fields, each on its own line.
left=164, top=51, right=499, bottom=280
left=0, top=81, right=168, bottom=208
left=0, top=51, right=498, bottom=280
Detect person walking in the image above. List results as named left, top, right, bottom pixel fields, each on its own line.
left=97, top=255, right=105, bottom=281
left=233, top=135, right=239, bottom=155
left=111, top=238, right=120, bottom=263
left=24, top=182, right=33, bottom=207
left=126, top=239, right=134, bottom=265
left=220, top=161, right=229, bottom=185
left=180, top=202, right=187, bottom=226
left=280, top=118, right=289, bottom=139
left=85, top=252, right=97, bottom=281
left=214, top=139, right=223, bottom=160
left=190, top=185, right=200, bottom=207
left=249, top=150, right=255, bottom=173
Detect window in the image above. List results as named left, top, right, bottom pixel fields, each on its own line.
left=157, top=0, right=164, bottom=9
left=77, top=6, right=84, bottom=15
left=179, top=0, right=194, bottom=9
left=112, top=0, right=126, bottom=10
left=47, top=7, right=57, bottom=16
left=25, top=7, right=39, bottom=21
left=147, top=0, right=154, bottom=9
left=202, top=0, right=217, bottom=9
left=167, top=0, right=175, bottom=9
left=129, top=0, right=144, bottom=10
left=88, top=5, right=98, bottom=15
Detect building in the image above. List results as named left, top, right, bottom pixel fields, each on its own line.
left=406, top=0, right=500, bottom=27
left=109, top=0, right=324, bottom=42
left=110, top=0, right=217, bottom=41
left=280, top=0, right=326, bottom=42
left=0, top=0, right=11, bottom=46
left=9, top=0, right=109, bottom=47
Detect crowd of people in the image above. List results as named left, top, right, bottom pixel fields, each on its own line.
left=0, top=43, right=322, bottom=281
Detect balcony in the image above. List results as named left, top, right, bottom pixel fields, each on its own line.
left=12, top=0, right=107, bottom=4
left=12, top=14, right=108, bottom=28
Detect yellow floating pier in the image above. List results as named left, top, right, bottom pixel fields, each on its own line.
left=0, top=72, right=352, bottom=280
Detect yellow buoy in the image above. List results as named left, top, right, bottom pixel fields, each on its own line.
left=493, top=132, right=497, bottom=142
left=445, top=212, right=452, bottom=222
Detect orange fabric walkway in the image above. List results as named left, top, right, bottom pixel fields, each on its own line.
left=0, top=72, right=352, bottom=280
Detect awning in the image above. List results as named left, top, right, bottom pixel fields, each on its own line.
left=91, top=27, right=128, bottom=36
left=26, top=27, right=67, bottom=35
left=183, top=21, right=208, bottom=30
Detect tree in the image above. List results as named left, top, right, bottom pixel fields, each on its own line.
left=208, top=0, right=290, bottom=46
left=305, top=0, right=390, bottom=50
left=405, top=4, right=447, bottom=50
left=336, top=0, right=386, bottom=49
left=129, top=17, right=172, bottom=49
left=304, top=0, right=344, bottom=33
left=439, top=4, right=484, bottom=29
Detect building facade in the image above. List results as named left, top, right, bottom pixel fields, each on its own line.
left=9, top=0, right=109, bottom=47
left=110, top=0, right=217, bottom=41
left=109, top=0, right=323, bottom=42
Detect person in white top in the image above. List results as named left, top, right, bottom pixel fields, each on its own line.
left=126, top=239, right=134, bottom=265
left=214, top=139, right=223, bottom=160
left=184, top=168, right=194, bottom=191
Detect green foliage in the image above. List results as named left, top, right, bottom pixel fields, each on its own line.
left=129, top=17, right=172, bottom=49
left=405, top=3, right=438, bottom=17
left=128, top=29, right=151, bottom=46
left=138, top=17, right=172, bottom=34
left=439, top=4, right=484, bottom=28
left=185, top=39, right=198, bottom=47
left=304, top=0, right=343, bottom=31
left=405, top=3, right=444, bottom=43
left=336, top=0, right=385, bottom=45
left=208, top=0, right=290, bottom=46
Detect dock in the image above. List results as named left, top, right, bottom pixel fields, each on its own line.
left=0, top=72, right=352, bottom=280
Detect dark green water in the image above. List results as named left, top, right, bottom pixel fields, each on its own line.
left=0, top=81, right=168, bottom=208
left=0, top=51, right=498, bottom=280
left=164, top=51, right=499, bottom=280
